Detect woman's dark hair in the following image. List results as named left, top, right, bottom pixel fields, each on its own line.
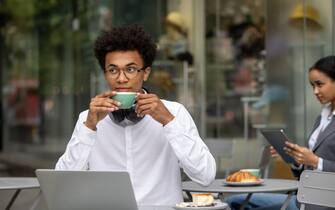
left=310, top=56, right=335, bottom=80
left=94, top=24, right=157, bottom=70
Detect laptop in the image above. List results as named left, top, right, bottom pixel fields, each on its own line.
left=35, top=169, right=138, bottom=210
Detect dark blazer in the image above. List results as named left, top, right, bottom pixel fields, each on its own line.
left=292, top=115, right=335, bottom=210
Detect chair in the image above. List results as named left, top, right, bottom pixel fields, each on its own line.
left=181, top=138, right=233, bottom=202
left=205, top=139, right=233, bottom=178
left=297, top=170, right=335, bottom=209
left=258, top=145, right=271, bottom=178
left=182, top=139, right=233, bottom=202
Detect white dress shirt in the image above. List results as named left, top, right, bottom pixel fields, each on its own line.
left=55, top=100, right=216, bottom=205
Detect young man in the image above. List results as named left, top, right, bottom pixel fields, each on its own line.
left=55, top=24, right=216, bottom=206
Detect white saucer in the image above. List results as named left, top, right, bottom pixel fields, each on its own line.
left=174, top=202, right=228, bottom=210
left=223, top=179, right=264, bottom=186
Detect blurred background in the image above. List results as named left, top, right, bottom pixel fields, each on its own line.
left=0, top=0, right=335, bottom=182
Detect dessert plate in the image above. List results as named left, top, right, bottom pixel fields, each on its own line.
left=174, top=202, right=228, bottom=210
left=223, top=179, right=264, bottom=186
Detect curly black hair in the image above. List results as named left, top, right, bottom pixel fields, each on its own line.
left=94, top=24, right=157, bottom=70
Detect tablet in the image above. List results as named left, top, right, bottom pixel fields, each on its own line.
left=260, top=129, right=295, bottom=164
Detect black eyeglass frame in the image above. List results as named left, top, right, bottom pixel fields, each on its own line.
left=104, top=66, right=147, bottom=79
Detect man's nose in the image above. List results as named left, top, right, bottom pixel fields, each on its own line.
left=116, top=70, right=129, bottom=82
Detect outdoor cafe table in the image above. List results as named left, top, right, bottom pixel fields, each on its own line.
left=140, top=206, right=227, bottom=210
left=182, top=179, right=299, bottom=210
left=0, top=177, right=40, bottom=210
left=140, top=207, right=181, bottom=210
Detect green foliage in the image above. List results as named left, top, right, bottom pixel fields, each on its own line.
left=0, top=0, right=61, bottom=29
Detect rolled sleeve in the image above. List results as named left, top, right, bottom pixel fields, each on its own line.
left=163, top=105, right=216, bottom=186
left=55, top=112, right=96, bottom=170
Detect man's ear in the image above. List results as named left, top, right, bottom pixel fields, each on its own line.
left=143, top=67, right=151, bottom=81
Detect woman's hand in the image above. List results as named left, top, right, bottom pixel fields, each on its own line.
left=270, top=146, right=280, bottom=159
left=284, top=142, right=319, bottom=168
left=135, top=93, right=174, bottom=126
left=85, top=91, right=120, bottom=130
left=270, top=146, right=287, bottom=163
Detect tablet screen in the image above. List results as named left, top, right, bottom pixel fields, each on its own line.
left=260, top=129, right=295, bottom=164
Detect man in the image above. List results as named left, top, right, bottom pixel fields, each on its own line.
left=55, top=24, right=216, bottom=206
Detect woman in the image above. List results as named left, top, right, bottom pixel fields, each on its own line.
left=227, top=55, right=335, bottom=210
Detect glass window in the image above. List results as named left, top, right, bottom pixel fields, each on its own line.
left=205, top=0, right=266, bottom=139
left=1, top=0, right=335, bottom=179
left=267, top=0, right=335, bottom=145
left=1, top=1, right=101, bottom=154
left=0, top=0, right=196, bottom=174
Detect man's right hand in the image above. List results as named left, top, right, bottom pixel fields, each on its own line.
left=85, top=91, right=120, bottom=130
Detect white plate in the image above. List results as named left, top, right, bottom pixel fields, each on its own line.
left=223, top=179, right=264, bottom=186
left=174, top=202, right=228, bottom=210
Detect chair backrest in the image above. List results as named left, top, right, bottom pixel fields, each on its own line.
left=297, top=170, right=335, bottom=209
left=258, top=145, right=271, bottom=178
left=205, top=139, right=233, bottom=178
left=205, top=139, right=233, bottom=159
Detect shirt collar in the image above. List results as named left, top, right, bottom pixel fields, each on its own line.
left=321, top=103, right=335, bottom=120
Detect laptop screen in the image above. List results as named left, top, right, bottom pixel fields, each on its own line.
left=36, top=169, right=138, bottom=210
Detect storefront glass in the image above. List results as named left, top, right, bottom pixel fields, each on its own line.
left=1, top=0, right=335, bottom=177
left=0, top=0, right=197, bottom=172
left=266, top=0, right=335, bottom=146
left=1, top=1, right=103, bottom=155
left=205, top=0, right=266, bottom=139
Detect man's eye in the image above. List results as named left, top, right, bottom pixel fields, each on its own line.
left=126, top=67, right=137, bottom=73
left=108, top=68, right=119, bottom=74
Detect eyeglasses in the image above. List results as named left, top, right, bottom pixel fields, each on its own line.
left=105, top=65, right=146, bottom=79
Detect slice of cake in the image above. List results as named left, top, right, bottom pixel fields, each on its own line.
left=192, top=193, right=214, bottom=207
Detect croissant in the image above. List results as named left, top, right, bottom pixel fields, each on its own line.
left=226, top=171, right=259, bottom=182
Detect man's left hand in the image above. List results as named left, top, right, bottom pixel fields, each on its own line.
left=135, top=93, right=174, bottom=126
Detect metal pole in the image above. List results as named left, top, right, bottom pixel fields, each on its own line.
left=0, top=34, right=3, bottom=151
left=183, top=61, right=189, bottom=107
left=243, top=101, right=249, bottom=140
left=193, top=0, right=206, bottom=137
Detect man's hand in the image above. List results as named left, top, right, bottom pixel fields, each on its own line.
left=284, top=142, right=319, bottom=168
left=135, top=93, right=174, bottom=126
left=85, top=91, right=120, bottom=130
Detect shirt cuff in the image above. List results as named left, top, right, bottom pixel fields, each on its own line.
left=317, top=157, right=323, bottom=171
left=291, top=163, right=303, bottom=170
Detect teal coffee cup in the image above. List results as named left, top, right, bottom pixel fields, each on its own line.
left=111, top=92, right=136, bottom=109
left=240, top=169, right=260, bottom=178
